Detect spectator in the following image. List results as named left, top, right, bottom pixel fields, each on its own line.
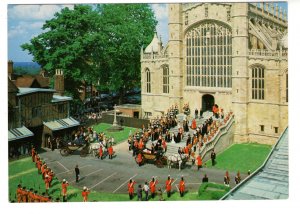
left=137, top=184, right=143, bottom=201
left=202, top=174, right=209, bottom=183
left=143, top=182, right=149, bottom=201
left=157, top=188, right=164, bottom=201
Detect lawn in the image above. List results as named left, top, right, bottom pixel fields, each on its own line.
left=91, top=123, right=138, bottom=144
left=9, top=157, right=228, bottom=202
left=198, top=182, right=230, bottom=200
left=205, top=143, right=272, bottom=174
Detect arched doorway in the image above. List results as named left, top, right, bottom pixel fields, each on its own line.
left=202, top=94, right=215, bottom=112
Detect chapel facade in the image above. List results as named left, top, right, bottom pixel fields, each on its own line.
left=141, top=2, right=288, bottom=144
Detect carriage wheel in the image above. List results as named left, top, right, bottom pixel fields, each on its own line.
left=161, top=156, right=168, bottom=165
left=60, top=148, right=69, bottom=156
left=155, top=159, right=164, bottom=168
left=80, top=148, right=88, bottom=157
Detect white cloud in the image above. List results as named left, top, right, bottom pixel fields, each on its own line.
left=151, top=4, right=168, bottom=21
left=8, top=21, right=44, bottom=39
left=8, top=4, right=74, bottom=21
left=8, top=25, right=28, bottom=38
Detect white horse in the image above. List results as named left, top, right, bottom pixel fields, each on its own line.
left=89, top=143, right=100, bottom=156
left=167, top=154, right=189, bottom=171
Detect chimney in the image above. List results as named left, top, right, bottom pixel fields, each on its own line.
left=54, top=69, right=64, bottom=96
left=8, top=60, right=13, bottom=80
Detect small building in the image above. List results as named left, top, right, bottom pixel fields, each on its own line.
left=8, top=63, right=80, bottom=158
left=115, top=104, right=142, bottom=119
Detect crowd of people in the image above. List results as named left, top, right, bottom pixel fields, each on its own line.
left=127, top=175, right=190, bottom=201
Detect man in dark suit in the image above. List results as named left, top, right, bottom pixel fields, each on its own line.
left=75, top=165, right=80, bottom=182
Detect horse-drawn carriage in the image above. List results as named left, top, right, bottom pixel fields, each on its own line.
left=59, top=140, right=90, bottom=157
left=135, top=150, right=167, bottom=168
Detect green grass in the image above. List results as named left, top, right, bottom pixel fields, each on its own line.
left=198, top=182, right=230, bottom=200
left=205, top=143, right=272, bottom=173
left=91, top=123, right=138, bottom=144
left=9, top=157, right=228, bottom=202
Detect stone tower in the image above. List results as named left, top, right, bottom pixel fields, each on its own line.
left=231, top=3, right=249, bottom=142
left=54, top=69, right=64, bottom=96
left=168, top=4, right=183, bottom=109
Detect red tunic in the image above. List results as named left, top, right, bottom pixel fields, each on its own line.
left=179, top=180, right=185, bottom=192
left=136, top=153, right=143, bottom=164
left=165, top=179, right=174, bottom=192
left=16, top=187, right=22, bottom=203
left=99, top=147, right=103, bottom=157
left=108, top=146, right=113, bottom=155
left=149, top=180, right=158, bottom=194
left=197, top=156, right=202, bottom=166
left=31, top=148, right=35, bottom=161
left=82, top=190, right=90, bottom=202
left=127, top=181, right=136, bottom=194
left=62, top=183, right=69, bottom=195
left=191, top=119, right=197, bottom=129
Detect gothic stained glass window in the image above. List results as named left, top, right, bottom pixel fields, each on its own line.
left=186, top=21, right=232, bottom=88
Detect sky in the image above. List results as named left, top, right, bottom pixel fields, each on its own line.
left=6, top=1, right=287, bottom=62
left=7, top=3, right=169, bottom=62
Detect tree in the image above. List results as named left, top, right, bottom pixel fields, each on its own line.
left=22, top=4, right=157, bottom=104
left=96, top=4, right=157, bottom=104
left=21, top=5, right=103, bottom=100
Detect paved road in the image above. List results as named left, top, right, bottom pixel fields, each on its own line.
left=39, top=141, right=245, bottom=194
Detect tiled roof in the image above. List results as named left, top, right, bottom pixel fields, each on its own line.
left=14, top=76, right=35, bottom=87
left=222, top=127, right=289, bottom=200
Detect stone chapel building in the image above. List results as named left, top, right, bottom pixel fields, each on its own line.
left=141, top=2, right=288, bottom=144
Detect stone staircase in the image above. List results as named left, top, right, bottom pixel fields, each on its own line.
left=164, top=112, right=213, bottom=159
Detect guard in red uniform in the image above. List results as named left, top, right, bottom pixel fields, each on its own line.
left=98, top=145, right=103, bottom=160
left=44, top=174, right=51, bottom=195
left=165, top=175, right=174, bottom=198
left=21, top=187, right=28, bottom=202
left=196, top=155, right=203, bottom=170
left=127, top=179, right=136, bottom=200
left=31, top=146, right=36, bottom=162
left=108, top=145, right=114, bottom=159
left=149, top=177, right=158, bottom=199
left=136, top=152, right=143, bottom=166
left=61, top=179, right=69, bottom=202
left=179, top=176, right=185, bottom=197
left=138, top=139, right=144, bottom=151
left=162, top=139, right=167, bottom=153
left=27, top=188, right=34, bottom=202
left=16, top=184, right=22, bottom=203
left=82, top=186, right=90, bottom=202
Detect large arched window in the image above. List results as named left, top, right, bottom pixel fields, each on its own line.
left=186, top=21, right=232, bottom=88
left=162, top=65, right=169, bottom=93
left=146, top=68, right=151, bottom=93
left=251, top=66, right=265, bottom=100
